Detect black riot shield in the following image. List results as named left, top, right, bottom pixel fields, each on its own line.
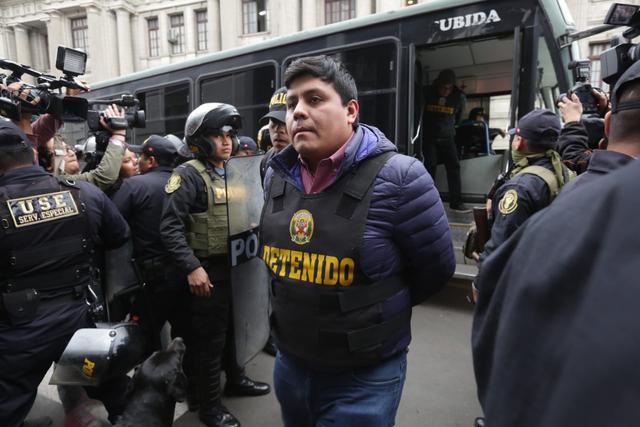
left=104, top=239, right=139, bottom=319
left=225, top=155, right=270, bottom=367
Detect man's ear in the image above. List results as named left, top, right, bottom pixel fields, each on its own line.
left=346, top=99, right=359, bottom=126
left=513, top=135, right=525, bottom=151
left=604, top=111, right=611, bottom=138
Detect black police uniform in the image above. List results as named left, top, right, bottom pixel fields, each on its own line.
left=422, top=83, right=466, bottom=206
left=479, top=156, right=556, bottom=264
left=472, top=158, right=640, bottom=427
left=560, top=149, right=634, bottom=195
left=0, top=165, right=129, bottom=427
left=111, top=165, right=190, bottom=353
left=159, top=160, right=233, bottom=415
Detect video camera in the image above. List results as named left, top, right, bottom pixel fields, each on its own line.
left=0, top=46, right=89, bottom=121
left=600, top=3, right=640, bottom=86
left=81, top=94, right=145, bottom=173
left=86, top=94, right=146, bottom=132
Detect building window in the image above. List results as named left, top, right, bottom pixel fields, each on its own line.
left=242, top=0, right=268, bottom=34
left=589, top=42, right=609, bottom=92
left=169, top=14, right=185, bottom=55
left=71, top=17, right=88, bottom=52
left=325, top=0, right=355, bottom=24
left=196, top=10, right=208, bottom=51
left=147, top=18, right=160, bottom=57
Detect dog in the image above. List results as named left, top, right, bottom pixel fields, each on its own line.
left=114, top=337, right=188, bottom=427
left=61, top=337, right=188, bottom=427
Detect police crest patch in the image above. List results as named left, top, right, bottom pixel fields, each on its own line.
left=165, top=174, right=182, bottom=194
left=498, top=189, right=518, bottom=215
left=290, top=209, right=314, bottom=245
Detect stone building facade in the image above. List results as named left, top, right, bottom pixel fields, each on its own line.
left=0, top=0, right=419, bottom=83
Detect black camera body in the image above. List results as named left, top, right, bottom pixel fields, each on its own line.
left=600, top=3, right=640, bottom=86
left=86, top=94, right=146, bottom=132
left=558, top=60, right=599, bottom=115
left=0, top=47, right=89, bottom=122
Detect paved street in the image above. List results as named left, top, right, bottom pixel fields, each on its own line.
left=30, top=282, right=481, bottom=427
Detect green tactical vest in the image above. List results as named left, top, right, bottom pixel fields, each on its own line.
left=513, top=165, right=575, bottom=201
left=185, top=159, right=228, bottom=258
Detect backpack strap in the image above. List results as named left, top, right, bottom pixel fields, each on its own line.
left=514, top=165, right=560, bottom=200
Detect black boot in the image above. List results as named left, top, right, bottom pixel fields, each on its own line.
left=224, top=375, right=270, bottom=397
left=198, top=355, right=240, bottom=427
left=199, top=404, right=240, bottom=427
left=262, top=335, right=277, bottom=357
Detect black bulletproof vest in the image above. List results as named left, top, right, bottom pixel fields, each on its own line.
left=0, top=175, right=93, bottom=293
left=260, top=152, right=411, bottom=370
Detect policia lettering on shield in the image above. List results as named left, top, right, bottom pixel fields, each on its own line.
left=261, top=55, right=455, bottom=426
left=159, top=103, right=267, bottom=427
left=0, top=120, right=130, bottom=427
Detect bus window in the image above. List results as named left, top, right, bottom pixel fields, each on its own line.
left=284, top=42, right=398, bottom=141
left=134, top=82, right=190, bottom=144
left=200, top=64, right=276, bottom=140
left=165, top=84, right=190, bottom=137
left=328, top=43, right=397, bottom=140
left=416, top=34, right=514, bottom=203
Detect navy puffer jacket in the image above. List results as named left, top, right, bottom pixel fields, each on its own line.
left=264, top=124, right=455, bottom=356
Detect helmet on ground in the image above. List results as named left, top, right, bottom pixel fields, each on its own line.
left=184, top=103, right=242, bottom=158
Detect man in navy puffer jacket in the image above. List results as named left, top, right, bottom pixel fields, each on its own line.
left=261, top=55, right=455, bottom=427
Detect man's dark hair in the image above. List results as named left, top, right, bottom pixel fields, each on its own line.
left=0, top=143, right=33, bottom=173
left=610, top=80, right=640, bottom=143
left=284, top=55, right=358, bottom=106
left=151, top=153, right=175, bottom=168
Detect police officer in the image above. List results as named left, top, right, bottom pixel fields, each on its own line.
left=474, top=109, right=571, bottom=300
left=422, top=69, right=467, bottom=211
left=111, top=135, right=188, bottom=353
left=259, top=87, right=291, bottom=181
left=160, top=103, right=261, bottom=427
left=471, top=146, right=640, bottom=427
left=0, top=120, right=130, bottom=427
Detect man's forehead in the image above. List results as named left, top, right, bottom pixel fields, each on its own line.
left=287, top=76, right=335, bottom=96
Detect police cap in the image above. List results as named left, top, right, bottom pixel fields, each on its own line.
left=611, top=60, right=640, bottom=114
left=508, top=109, right=561, bottom=148
left=129, top=135, right=178, bottom=158
left=260, top=87, right=287, bottom=125
left=0, top=118, right=31, bottom=151
left=238, top=136, right=258, bottom=153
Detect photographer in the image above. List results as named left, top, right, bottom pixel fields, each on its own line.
left=37, top=105, right=127, bottom=191
left=557, top=90, right=609, bottom=174
left=560, top=61, right=640, bottom=194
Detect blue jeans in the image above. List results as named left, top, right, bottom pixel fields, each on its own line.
left=274, top=350, right=407, bottom=427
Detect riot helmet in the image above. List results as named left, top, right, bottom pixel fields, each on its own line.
left=184, top=103, right=242, bottom=158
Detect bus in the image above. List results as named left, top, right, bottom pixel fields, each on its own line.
left=72, top=0, right=579, bottom=277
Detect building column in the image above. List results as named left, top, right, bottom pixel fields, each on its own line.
left=184, top=6, right=195, bottom=55
left=45, top=12, right=65, bottom=72
left=356, top=0, right=372, bottom=17
left=207, top=0, right=221, bottom=51
left=86, top=6, right=107, bottom=80
left=0, top=26, right=9, bottom=59
left=302, top=0, right=317, bottom=29
left=115, top=8, right=134, bottom=75
left=13, top=25, right=32, bottom=67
